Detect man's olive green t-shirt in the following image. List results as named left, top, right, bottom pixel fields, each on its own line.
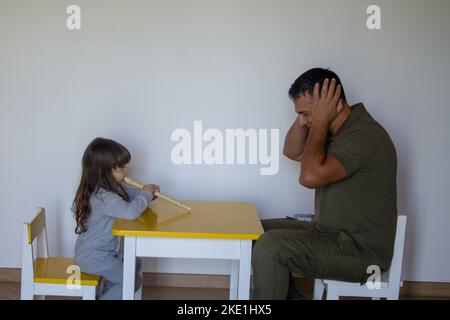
left=314, top=103, right=397, bottom=269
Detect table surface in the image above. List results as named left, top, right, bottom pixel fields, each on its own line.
left=112, top=198, right=264, bottom=240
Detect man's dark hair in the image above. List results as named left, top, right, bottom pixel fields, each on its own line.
left=288, top=68, right=347, bottom=102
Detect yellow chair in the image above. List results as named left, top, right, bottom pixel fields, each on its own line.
left=21, top=208, right=100, bottom=300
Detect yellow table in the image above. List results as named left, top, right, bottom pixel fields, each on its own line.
left=112, top=199, right=264, bottom=300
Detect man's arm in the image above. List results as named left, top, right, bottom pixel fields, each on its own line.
left=283, top=115, right=309, bottom=161
left=300, top=122, right=346, bottom=188
left=299, top=79, right=347, bottom=188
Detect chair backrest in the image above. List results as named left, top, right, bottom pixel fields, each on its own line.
left=27, top=208, right=46, bottom=245
left=387, top=215, right=407, bottom=286
left=21, top=208, right=49, bottom=280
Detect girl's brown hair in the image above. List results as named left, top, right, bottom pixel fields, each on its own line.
left=73, top=137, right=131, bottom=234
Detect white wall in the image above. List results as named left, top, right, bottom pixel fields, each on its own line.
left=1, top=0, right=449, bottom=282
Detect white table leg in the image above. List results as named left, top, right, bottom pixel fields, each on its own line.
left=237, top=240, right=252, bottom=300
left=229, top=260, right=239, bottom=300
left=82, top=286, right=97, bottom=300
left=123, top=236, right=136, bottom=300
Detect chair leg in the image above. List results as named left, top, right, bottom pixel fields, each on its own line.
left=325, top=285, right=339, bottom=300
left=82, top=286, right=97, bottom=300
left=134, top=284, right=143, bottom=300
left=387, top=290, right=400, bottom=300
left=313, top=279, right=325, bottom=300
left=20, top=282, right=34, bottom=300
left=134, top=271, right=143, bottom=300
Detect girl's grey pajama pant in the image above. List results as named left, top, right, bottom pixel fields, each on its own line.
left=96, top=257, right=143, bottom=300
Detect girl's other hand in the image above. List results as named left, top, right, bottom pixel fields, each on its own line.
left=143, top=184, right=160, bottom=194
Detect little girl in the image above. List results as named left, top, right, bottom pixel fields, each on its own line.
left=71, top=137, right=160, bottom=300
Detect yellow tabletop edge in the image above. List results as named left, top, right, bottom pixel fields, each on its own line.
left=34, top=278, right=100, bottom=286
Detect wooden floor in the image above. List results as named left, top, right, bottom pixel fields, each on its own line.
left=1, top=281, right=448, bottom=300
left=0, top=282, right=229, bottom=300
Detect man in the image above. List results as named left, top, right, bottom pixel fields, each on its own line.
left=251, top=68, right=397, bottom=300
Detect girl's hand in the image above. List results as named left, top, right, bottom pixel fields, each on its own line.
left=143, top=184, right=160, bottom=194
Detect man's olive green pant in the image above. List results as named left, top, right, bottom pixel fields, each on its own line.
left=251, top=218, right=374, bottom=300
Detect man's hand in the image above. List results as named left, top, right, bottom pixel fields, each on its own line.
left=311, top=78, right=344, bottom=127
left=297, top=113, right=309, bottom=127
left=283, top=115, right=309, bottom=161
